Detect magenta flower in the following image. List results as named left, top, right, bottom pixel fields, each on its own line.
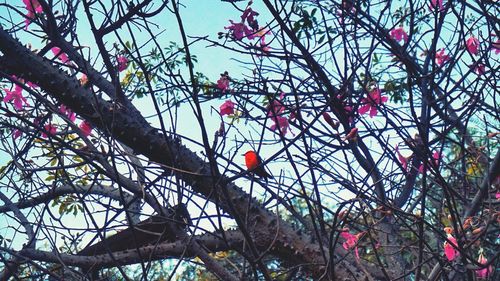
left=216, top=74, right=230, bottom=92
left=13, top=129, right=22, bottom=140
left=435, top=49, right=450, bottom=66
left=476, top=253, right=492, bottom=278
left=219, top=100, right=235, bottom=116
left=225, top=21, right=254, bottom=40
left=23, top=0, right=43, bottom=29
left=51, top=47, right=71, bottom=65
left=42, top=124, right=57, bottom=139
left=79, top=120, right=93, bottom=137
left=429, top=0, right=444, bottom=12
left=390, top=27, right=408, bottom=43
left=443, top=234, right=458, bottom=261
left=3, top=85, right=29, bottom=110
left=341, top=231, right=360, bottom=260
left=270, top=116, right=290, bottom=136
left=466, top=36, right=480, bottom=55
left=59, top=104, right=76, bottom=122
left=267, top=99, right=285, bottom=118
left=358, top=88, right=388, bottom=118
left=117, top=55, right=128, bottom=72
left=418, top=151, right=441, bottom=173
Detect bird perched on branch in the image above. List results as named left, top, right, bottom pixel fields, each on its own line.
left=244, top=150, right=273, bottom=179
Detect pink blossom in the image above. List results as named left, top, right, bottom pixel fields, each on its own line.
left=341, top=231, right=360, bottom=260
left=390, top=27, right=408, bottom=43
left=59, top=104, right=76, bottom=122
left=435, top=48, right=450, bottom=66
left=216, top=74, right=230, bottom=92
left=267, top=99, right=285, bottom=118
left=270, top=116, right=289, bottom=136
left=496, top=192, right=500, bottom=200
left=42, top=124, right=57, bottom=139
left=476, top=253, right=492, bottom=278
left=117, top=55, right=128, bottom=72
left=219, top=100, right=235, bottom=116
left=225, top=20, right=254, bottom=40
left=466, top=36, right=480, bottom=55
left=418, top=151, right=441, bottom=173
left=358, top=88, right=388, bottom=118
left=429, top=0, right=444, bottom=12
left=51, top=47, right=71, bottom=65
left=13, top=129, right=22, bottom=140
left=443, top=234, right=459, bottom=261
left=23, top=0, right=43, bottom=29
left=3, top=85, right=29, bottom=110
left=79, top=120, right=92, bottom=137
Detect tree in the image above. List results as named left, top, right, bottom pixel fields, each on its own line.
left=0, top=0, right=498, bottom=280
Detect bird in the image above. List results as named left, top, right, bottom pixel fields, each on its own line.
left=244, top=150, right=273, bottom=179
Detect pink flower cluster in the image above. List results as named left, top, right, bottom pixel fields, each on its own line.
left=429, top=0, right=444, bottom=12
left=341, top=231, right=362, bottom=260
left=219, top=100, right=235, bottom=116
left=466, top=36, right=480, bottom=55
left=117, top=55, right=128, bottom=72
left=216, top=72, right=230, bottom=92
left=390, top=27, right=408, bottom=43
left=59, top=104, right=76, bottom=122
left=23, top=0, right=43, bottom=29
left=224, top=5, right=270, bottom=52
left=3, top=85, right=29, bottom=111
left=51, top=47, right=72, bottom=65
left=358, top=87, right=388, bottom=118
left=42, top=123, right=57, bottom=139
left=435, top=49, right=450, bottom=66
left=442, top=227, right=460, bottom=261
left=2, top=75, right=39, bottom=112
left=396, top=145, right=441, bottom=174
left=267, top=93, right=291, bottom=137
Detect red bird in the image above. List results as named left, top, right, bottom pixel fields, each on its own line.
left=244, top=150, right=273, bottom=179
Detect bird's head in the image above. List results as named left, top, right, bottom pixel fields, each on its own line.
left=243, top=150, right=256, bottom=157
